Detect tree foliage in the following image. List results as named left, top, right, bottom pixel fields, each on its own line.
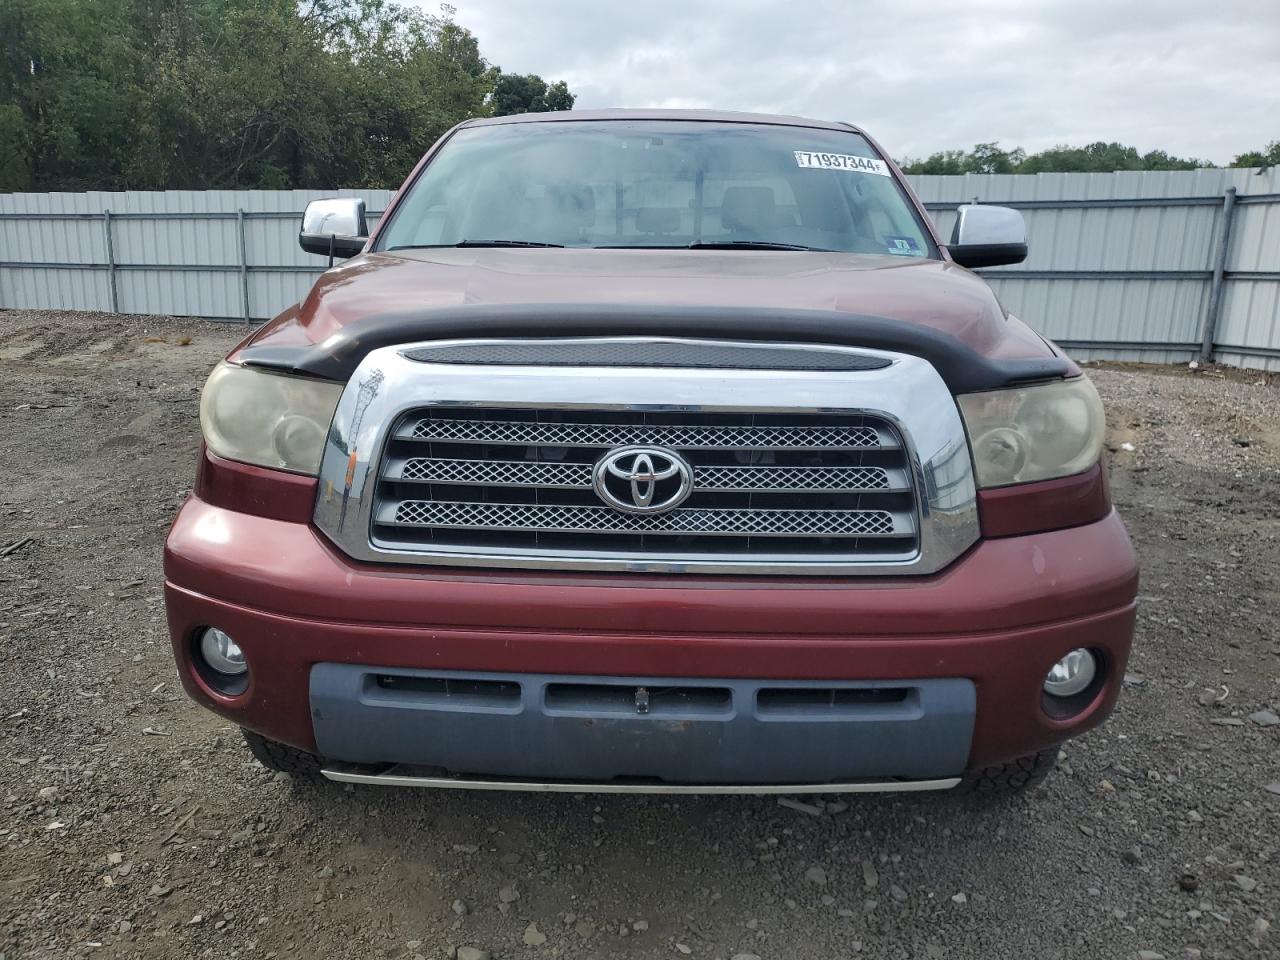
left=1231, top=141, right=1279, bottom=169
left=0, top=0, right=575, bottom=190
left=898, top=139, right=1277, bottom=175
left=491, top=73, right=575, bottom=116
left=898, top=141, right=1212, bottom=175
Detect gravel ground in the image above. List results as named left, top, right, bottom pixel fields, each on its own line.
left=1, top=309, right=1278, bottom=960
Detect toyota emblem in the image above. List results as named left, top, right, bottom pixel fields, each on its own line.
left=592, top=446, right=694, bottom=514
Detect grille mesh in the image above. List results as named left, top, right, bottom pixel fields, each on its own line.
left=407, top=417, right=886, bottom=450
left=391, top=500, right=902, bottom=538
left=396, top=457, right=899, bottom=493
left=401, top=458, right=590, bottom=486
left=695, top=464, right=893, bottom=491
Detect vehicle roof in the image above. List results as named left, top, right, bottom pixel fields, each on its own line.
left=462, top=108, right=865, bottom=135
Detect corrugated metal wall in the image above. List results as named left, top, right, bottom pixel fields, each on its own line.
left=2, top=170, right=1278, bottom=369
left=908, top=167, right=1280, bottom=369
left=0, top=189, right=392, bottom=321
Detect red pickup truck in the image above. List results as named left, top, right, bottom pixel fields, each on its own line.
left=164, top=110, right=1138, bottom=797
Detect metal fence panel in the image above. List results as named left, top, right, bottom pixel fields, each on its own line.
left=1212, top=191, right=1280, bottom=363
left=982, top=275, right=1210, bottom=351
left=908, top=166, right=1280, bottom=370
left=1, top=172, right=1278, bottom=369
left=0, top=264, right=111, bottom=311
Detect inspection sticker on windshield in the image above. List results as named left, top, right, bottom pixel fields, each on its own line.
left=793, top=151, right=890, bottom=176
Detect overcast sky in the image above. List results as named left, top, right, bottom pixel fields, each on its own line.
left=423, top=0, right=1279, bottom=163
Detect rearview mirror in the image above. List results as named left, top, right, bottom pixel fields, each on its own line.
left=948, top=204, right=1027, bottom=269
left=299, top=198, right=369, bottom=260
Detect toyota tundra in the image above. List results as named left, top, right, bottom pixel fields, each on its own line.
left=164, top=109, right=1138, bottom=796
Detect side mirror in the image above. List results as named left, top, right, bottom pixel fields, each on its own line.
left=299, top=198, right=369, bottom=260
left=948, top=204, right=1027, bottom=268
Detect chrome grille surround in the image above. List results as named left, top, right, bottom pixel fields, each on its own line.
left=312, top=336, right=980, bottom=576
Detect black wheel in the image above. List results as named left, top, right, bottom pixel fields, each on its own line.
left=957, top=747, right=1058, bottom=796
left=242, top=729, right=325, bottom=780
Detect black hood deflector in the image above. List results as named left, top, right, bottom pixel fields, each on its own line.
left=237, top=304, right=1070, bottom=393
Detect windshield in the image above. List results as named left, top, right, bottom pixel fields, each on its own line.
left=376, top=120, right=936, bottom=256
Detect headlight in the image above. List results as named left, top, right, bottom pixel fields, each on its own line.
left=200, top=363, right=343, bottom=475
left=957, top=376, right=1105, bottom=488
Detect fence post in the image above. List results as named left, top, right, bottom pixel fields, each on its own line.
left=237, top=208, right=250, bottom=323
left=103, top=210, right=118, bottom=313
left=1200, top=187, right=1238, bottom=362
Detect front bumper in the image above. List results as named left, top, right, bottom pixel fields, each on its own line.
left=164, top=497, right=1138, bottom=780
left=311, top=667, right=975, bottom=783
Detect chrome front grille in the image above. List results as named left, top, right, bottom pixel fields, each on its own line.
left=310, top=337, right=982, bottom=576
left=372, top=408, right=919, bottom=562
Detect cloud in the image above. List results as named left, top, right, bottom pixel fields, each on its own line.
left=419, top=0, right=1280, bottom=163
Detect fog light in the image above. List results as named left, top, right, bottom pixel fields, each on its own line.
left=199, top=627, right=247, bottom=676
left=1043, top=648, right=1097, bottom=697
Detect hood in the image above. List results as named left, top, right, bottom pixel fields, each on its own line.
left=240, top=248, right=1059, bottom=365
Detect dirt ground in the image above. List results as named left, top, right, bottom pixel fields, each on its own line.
left=1, top=309, right=1278, bottom=960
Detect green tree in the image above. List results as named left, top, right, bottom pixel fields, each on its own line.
left=0, top=0, right=147, bottom=191
left=0, top=0, right=575, bottom=191
left=898, top=149, right=972, bottom=176
left=1231, top=142, right=1280, bottom=168
left=0, top=103, right=32, bottom=191
left=1017, top=142, right=1143, bottom=174
left=899, top=140, right=1210, bottom=176
left=1138, top=149, right=1208, bottom=171
left=541, top=80, right=574, bottom=112
left=490, top=71, right=576, bottom=116
left=969, top=142, right=1025, bottom=174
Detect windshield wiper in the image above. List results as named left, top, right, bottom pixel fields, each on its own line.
left=388, top=239, right=565, bottom=250
left=455, top=239, right=564, bottom=248
left=686, top=240, right=825, bottom=251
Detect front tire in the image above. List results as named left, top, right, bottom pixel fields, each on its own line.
left=957, top=747, right=1057, bottom=795
left=242, top=729, right=325, bottom=780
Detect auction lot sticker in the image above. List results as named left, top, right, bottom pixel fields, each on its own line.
left=794, top=151, right=890, bottom=176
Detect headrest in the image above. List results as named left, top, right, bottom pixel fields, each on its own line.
left=543, top=185, right=596, bottom=227
left=635, top=207, right=682, bottom=234
left=720, top=186, right=776, bottom=233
